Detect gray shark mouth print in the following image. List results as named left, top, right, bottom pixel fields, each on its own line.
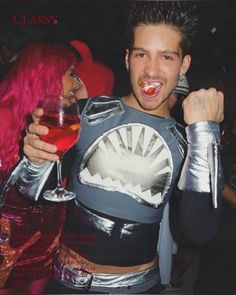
left=79, top=123, right=173, bottom=208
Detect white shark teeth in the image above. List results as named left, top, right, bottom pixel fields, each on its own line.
left=79, top=124, right=173, bottom=207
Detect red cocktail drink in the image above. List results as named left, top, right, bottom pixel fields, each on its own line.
left=40, top=112, right=80, bottom=157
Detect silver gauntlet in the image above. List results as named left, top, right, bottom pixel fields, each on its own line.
left=15, top=156, right=54, bottom=201
left=178, top=121, right=222, bottom=208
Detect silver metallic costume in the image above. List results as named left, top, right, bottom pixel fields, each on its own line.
left=1, top=96, right=223, bottom=293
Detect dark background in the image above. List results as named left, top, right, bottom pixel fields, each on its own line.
left=0, top=0, right=236, bottom=106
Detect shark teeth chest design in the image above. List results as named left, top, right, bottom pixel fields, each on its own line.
left=79, top=123, right=173, bottom=208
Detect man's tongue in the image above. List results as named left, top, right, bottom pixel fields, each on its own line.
left=138, top=80, right=161, bottom=96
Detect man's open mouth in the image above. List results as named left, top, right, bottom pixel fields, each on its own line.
left=138, top=80, right=161, bottom=96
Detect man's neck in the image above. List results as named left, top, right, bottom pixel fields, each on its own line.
left=122, top=95, right=170, bottom=118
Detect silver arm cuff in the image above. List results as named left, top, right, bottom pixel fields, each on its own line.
left=178, top=121, right=222, bottom=208
left=15, top=156, right=54, bottom=201
left=0, top=161, right=24, bottom=207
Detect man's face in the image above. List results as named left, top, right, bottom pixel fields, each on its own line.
left=125, top=24, right=191, bottom=116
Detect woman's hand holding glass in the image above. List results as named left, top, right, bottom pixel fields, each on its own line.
left=24, top=95, right=80, bottom=202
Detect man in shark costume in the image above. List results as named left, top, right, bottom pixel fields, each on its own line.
left=1, top=2, right=224, bottom=294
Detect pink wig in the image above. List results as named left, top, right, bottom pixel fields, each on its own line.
left=0, top=42, right=79, bottom=175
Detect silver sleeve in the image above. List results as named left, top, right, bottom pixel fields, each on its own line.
left=178, top=121, right=222, bottom=208
left=15, top=156, right=55, bottom=201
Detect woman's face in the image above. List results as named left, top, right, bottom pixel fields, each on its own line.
left=62, top=66, right=82, bottom=98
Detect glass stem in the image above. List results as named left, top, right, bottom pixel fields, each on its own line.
left=56, top=159, right=64, bottom=192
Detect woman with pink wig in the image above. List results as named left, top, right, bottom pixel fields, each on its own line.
left=0, top=42, right=82, bottom=294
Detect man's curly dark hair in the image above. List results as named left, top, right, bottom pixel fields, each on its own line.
left=127, top=1, right=199, bottom=56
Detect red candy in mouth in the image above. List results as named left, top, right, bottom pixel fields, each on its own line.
left=138, top=80, right=160, bottom=95
left=144, top=86, right=156, bottom=95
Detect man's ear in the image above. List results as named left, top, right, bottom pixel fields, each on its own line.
left=125, top=49, right=130, bottom=72
left=180, top=54, right=191, bottom=76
